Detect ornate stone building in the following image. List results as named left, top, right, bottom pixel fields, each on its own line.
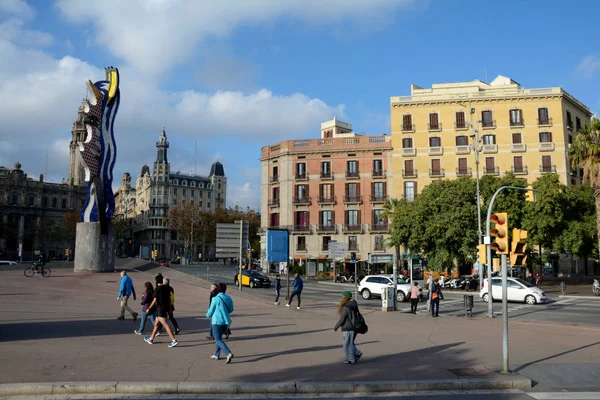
left=0, top=162, right=87, bottom=260
left=114, top=127, right=227, bottom=259
left=68, top=100, right=87, bottom=186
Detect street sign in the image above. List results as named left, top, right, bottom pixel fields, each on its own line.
left=370, top=254, right=393, bottom=264
left=328, top=241, right=347, bottom=260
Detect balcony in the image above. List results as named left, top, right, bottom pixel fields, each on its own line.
left=482, top=120, right=496, bottom=129
left=512, top=166, right=528, bottom=175
left=483, top=166, right=500, bottom=175
left=296, top=243, right=307, bottom=252
left=317, top=224, right=336, bottom=234
left=292, top=196, right=311, bottom=205
left=482, top=144, right=498, bottom=154
left=429, top=168, right=445, bottom=178
left=268, top=198, right=279, bottom=207
left=320, top=171, right=333, bottom=180
left=402, top=124, right=415, bottom=132
left=401, top=148, right=416, bottom=157
left=538, top=142, right=555, bottom=152
left=292, top=225, right=311, bottom=233
left=345, top=170, right=360, bottom=179
left=455, top=121, right=468, bottom=130
left=295, top=172, right=308, bottom=181
left=370, top=194, right=388, bottom=203
left=567, top=120, right=574, bottom=130
left=456, top=167, right=472, bottom=177
left=370, top=223, right=389, bottom=233
left=317, top=195, right=336, bottom=205
left=343, top=195, right=363, bottom=204
left=538, top=117, right=552, bottom=126
left=372, top=169, right=386, bottom=179
left=511, top=143, right=527, bottom=152
left=402, top=169, right=418, bottom=178
left=428, top=146, right=443, bottom=156
left=509, top=119, right=524, bottom=127
left=540, top=164, right=557, bottom=174
left=343, top=224, right=363, bottom=234
left=269, top=175, right=279, bottom=184
left=428, top=122, right=442, bottom=131
left=456, top=145, right=470, bottom=155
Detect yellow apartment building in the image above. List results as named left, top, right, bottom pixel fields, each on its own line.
left=390, top=75, right=592, bottom=199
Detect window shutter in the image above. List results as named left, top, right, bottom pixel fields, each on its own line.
left=331, top=210, right=335, bottom=225
left=358, top=210, right=361, bottom=225
left=371, top=182, right=375, bottom=196
left=345, top=210, right=348, bottom=225
left=383, top=183, right=387, bottom=196
left=345, top=183, right=349, bottom=196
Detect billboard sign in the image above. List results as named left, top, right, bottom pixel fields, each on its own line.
left=266, top=229, right=289, bottom=263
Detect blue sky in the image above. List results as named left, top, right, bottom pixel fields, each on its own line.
left=1, top=0, right=599, bottom=209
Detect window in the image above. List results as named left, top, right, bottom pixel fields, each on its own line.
left=182, top=189, right=187, bottom=197
left=455, top=111, right=466, bottom=129
left=207, top=202, right=211, bottom=208
left=512, top=133, right=522, bottom=144
left=539, top=132, right=552, bottom=142
left=455, top=135, right=468, bottom=146
left=429, top=137, right=441, bottom=147
left=509, top=109, right=523, bottom=126
left=482, top=110, right=493, bottom=127
left=485, top=157, right=496, bottom=174
left=566, top=111, right=573, bottom=128
left=42, top=197, right=48, bottom=207
left=347, top=160, right=359, bottom=177
left=576, top=117, right=582, bottom=132
left=320, top=210, right=334, bottom=226
left=208, top=192, right=211, bottom=199
left=348, top=236, right=358, bottom=251
left=297, top=236, right=306, bottom=251
left=190, top=190, right=194, bottom=197
left=321, top=161, right=331, bottom=178
left=269, top=213, right=279, bottom=227
left=404, top=181, right=416, bottom=201
left=61, top=199, right=67, bottom=209
left=513, top=156, right=524, bottom=173
left=404, top=160, right=414, bottom=174
left=199, top=191, right=203, bottom=197
left=319, top=184, right=334, bottom=200
left=431, top=159, right=441, bottom=175
left=458, top=158, right=468, bottom=174
left=296, top=162, right=306, bottom=179
left=28, top=195, right=34, bottom=207
left=373, top=159, right=383, bottom=173
left=373, top=209, right=385, bottom=224
left=402, top=137, right=413, bottom=148
left=295, top=184, right=308, bottom=199
left=428, top=113, right=440, bottom=130
left=322, top=236, right=331, bottom=251
left=346, top=210, right=360, bottom=226
left=295, top=211, right=309, bottom=228
left=346, top=183, right=359, bottom=197
left=374, top=235, right=385, bottom=250
left=52, top=198, right=57, bottom=208
left=542, top=155, right=552, bottom=168
left=402, top=114, right=413, bottom=131
left=538, top=108, right=550, bottom=125
left=372, top=182, right=385, bottom=198
left=272, top=187, right=279, bottom=201
left=199, top=201, right=203, bottom=209
left=272, top=166, right=278, bottom=179
left=483, top=134, right=496, bottom=145
left=173, top=187, right=178, bottom=195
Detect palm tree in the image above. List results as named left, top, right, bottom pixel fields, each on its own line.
left=380, top=198, right=403, bottom=273
left=569, top=117, right=600, bottom=257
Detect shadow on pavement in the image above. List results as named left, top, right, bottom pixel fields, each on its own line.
left=233, top=328, right=333, bottom=342
left=234, top=341, right=380, bottom=363
left=512, top=341, right=600, bottom=372
left=234, top=342, right=468, bottom=382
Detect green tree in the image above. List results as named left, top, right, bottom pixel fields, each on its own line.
left=555, top=184, right=597, bottom=260
left=380, top=198, right=405, bottom=269
left=480, top=172, right=527, bottom=236
left=569, top=117, right=600, bottom=258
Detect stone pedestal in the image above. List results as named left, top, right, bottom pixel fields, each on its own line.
left=74, top=222, right=115, bottom=272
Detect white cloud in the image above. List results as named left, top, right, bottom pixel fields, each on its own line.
left=0, top=0, right=34, bottom=18
left=575, top=55, right=600, bottom=79
left=0, top=18, right=53, bottom=46
left=195, top=50, right=260, bottom=90
left=227, top=181, right=259, bottom=210
left=55, top=0, right=413, bottom=78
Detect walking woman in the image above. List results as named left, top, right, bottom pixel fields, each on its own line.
left=206, top=283, right=235, bottom=363
left=134, top=282, right=156, bottom=335
left=409, top=281, right=420, bottom=314
left=332, top=291, right=363, bottom=364
left=430, top=278, right=444, bottom=317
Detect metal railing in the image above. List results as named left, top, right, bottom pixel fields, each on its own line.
left=295, top=172, right=307, bottom=180
left=402, top=124, right=415, bottom=132
left=345, top=171, right=360, bottom=179
left=370, top=223, right=389, bottom=232
left=343, top=195, right=363, bottom=204
left=372, top=169, right=386, bottom=178
left=428, top=122, right=442, bottom=131
left=370, top=195, right=388, bottom=203
left=320, top=171, right=333, bottom=179
left=509, top=119, right=524, bottom=127
left=402, top=169, right=417, bottom=178
left=269, top=176, right=279, bottom=184
left=348, top=244, right=359, bottom=251
left=292, top=225, right=311, bottom=232
left=267, top=199, right=279, bottom=207
left=429, top=168, right=445, bottom=177
left=537, top=117, right=552, bottom=126
left=482, top=120, right=496, bottom=128
left=292, top=196, right=311, bottom=205
left=456, top=167, right=472, bottom=176
left=343, top=224, right=363, bottom=233
left=483, top=166, right=500, bottom=175
left=317, top=224, right=336, bottom=233
left=317, top=196, right=336, bottom=204
left=511, top=166, right=528, bottom=174
left=296, top=243, right=306, bottom=251
left=540, top=164, right=557, bottom=173
left=455, top=121, right=467, bottom=129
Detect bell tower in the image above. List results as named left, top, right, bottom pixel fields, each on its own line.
left=68, top=100, right=87, bottom=185
left=153, top=125, right=170, bottom=178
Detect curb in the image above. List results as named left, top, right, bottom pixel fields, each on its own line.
left=0, top=377, right=531, bottom=396
left=558, top=295, right=600, bottom=299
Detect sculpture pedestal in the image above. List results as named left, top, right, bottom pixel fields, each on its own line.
left=74, top=222, right=115, bottom=272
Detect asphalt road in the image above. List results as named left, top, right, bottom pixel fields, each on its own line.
left=172, top=264, right=600, bottom=326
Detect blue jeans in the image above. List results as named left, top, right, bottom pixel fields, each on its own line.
left=275, top=289, right=280, bottom=303
left=431, top=299, right=440, bottom=316
left=212, top=324, right=232, bottom=358
left=342, top=331, right=361, bottom=362
left=138, top=310, right=156, bottom=332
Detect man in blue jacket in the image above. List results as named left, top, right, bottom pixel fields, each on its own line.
left=286, top=273, right=303, bottom=310
left=117, top=271, right=138, bottom=321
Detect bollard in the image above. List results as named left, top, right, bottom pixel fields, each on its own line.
left=560, top=281, right=566, bottom=295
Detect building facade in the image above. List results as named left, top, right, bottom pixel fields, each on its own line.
left=114, top=127, right=227, bottom=260
left=68, top=100, right=87, bottom=186
left=0, top=162, right=87, bottom=260
left=390, top=75, right=592, bottom=199
left=260, top=118, right=394, bottom=275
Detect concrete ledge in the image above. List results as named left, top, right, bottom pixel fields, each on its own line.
left=559, top=295, right=600, bottom=300
left=0, top=377, right=531, bottom=396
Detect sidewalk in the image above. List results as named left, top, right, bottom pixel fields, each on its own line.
left=1, top=267, right=599, bottom=394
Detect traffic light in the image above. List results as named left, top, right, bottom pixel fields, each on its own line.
left=510, top=228, right=527, bottom=266
left=350, top=252, right=357, bottom=262
left=476, top=244, right=487, bottom=266
left=490, top=212, right=509, bottom=254
left=525, top=185, right=535, bottom=202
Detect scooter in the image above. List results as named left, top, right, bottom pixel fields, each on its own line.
left=443, top=277, right=455, bottom=289
left=593, top=279, right=600, bottom=296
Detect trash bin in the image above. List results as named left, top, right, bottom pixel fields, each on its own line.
left=463, top=294, right=474, bottom=317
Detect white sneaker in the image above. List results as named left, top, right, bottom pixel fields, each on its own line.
left=210, top=355, right=219, bottom=360
left=274, top=302, right=280, bottom=305
left=226, top=353, right=234, bottom=364
left=297, top=307, right=301, bottom=310
left=134, top=330, right=142, bottom=335
left=285, top=304, right=290, bottom=308
left=156, top=331, right=161, bottom=336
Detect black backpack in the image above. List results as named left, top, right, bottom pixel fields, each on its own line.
left=350, top=308, right=368, bottom=334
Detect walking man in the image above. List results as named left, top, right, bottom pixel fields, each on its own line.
left=164, top=278, right=180, bottom=334
left=117, top=271, right=138, bottom=321
left=286, top=273, right=303, bottom=310
left=274, top=274, right=281, bottom=305
left=144, top=273, right=178, bottom=348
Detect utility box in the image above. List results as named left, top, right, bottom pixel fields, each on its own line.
left=382, top=286, right=395, bottom=312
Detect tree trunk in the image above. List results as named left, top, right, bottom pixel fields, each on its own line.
left=595, top=188, right=600, bottom=263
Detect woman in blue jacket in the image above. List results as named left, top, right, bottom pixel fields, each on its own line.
left=206, top=283, right=235, bottom=363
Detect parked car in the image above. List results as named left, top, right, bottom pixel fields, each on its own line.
left=480, top=277, right=546, bottom=305
left=234, top=270, right=271, bottom=288
left=157, top=260, right=169, bottom=268
left=0, top=260, right=18, bottom=266
left=358, top=275, right=422, bottom=302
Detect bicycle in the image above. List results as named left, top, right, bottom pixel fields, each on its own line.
left=24, top=261, right=51, bottom=277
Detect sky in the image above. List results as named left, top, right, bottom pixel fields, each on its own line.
left=0, top=0, right=599, bottom=210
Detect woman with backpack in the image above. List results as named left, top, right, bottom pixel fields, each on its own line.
left=333, top=291, right=363, bottom=364
left=429, top=278, right=444, bottom=317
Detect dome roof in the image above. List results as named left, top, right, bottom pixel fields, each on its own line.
left=209, top=161, right=225, bottom=177
left=141, top=164, right=150, bottom=176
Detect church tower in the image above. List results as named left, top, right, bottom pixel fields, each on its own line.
left=153, top=126, right=170, bottom=179
left=68, top=100, right=87, bottom=186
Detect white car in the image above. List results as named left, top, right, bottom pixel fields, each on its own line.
left=480, top=277, right=546, bottom=305
left=358, top=275, right=422, bottom=302
left=0, top=260, right=18, bottom=266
